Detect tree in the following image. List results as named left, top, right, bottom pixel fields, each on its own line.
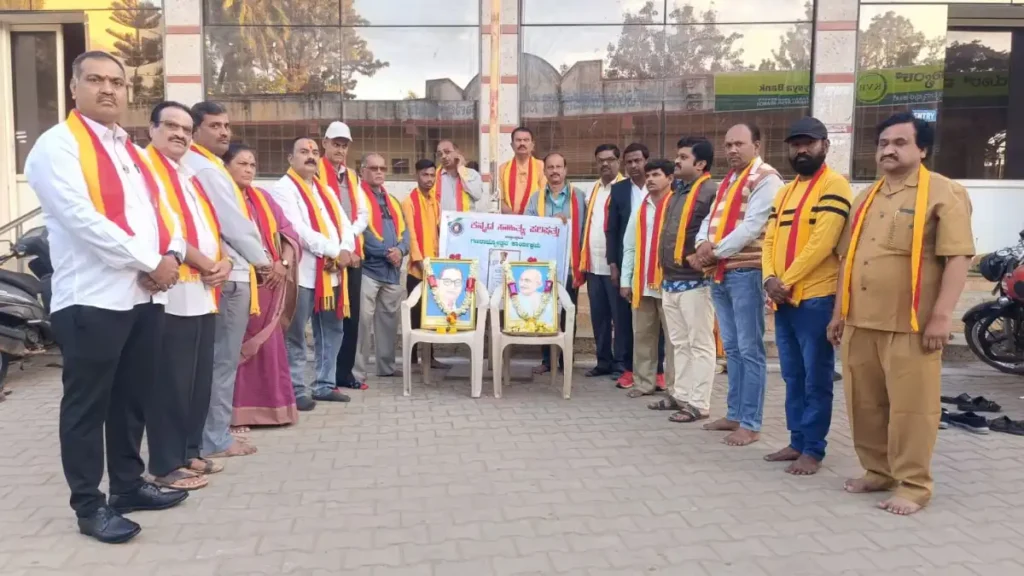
left=944, top=39, right=1009, bottom=73
left=107, top=0, right=162, bottom=102
left=758, top=1, right=813, bottom=71
left=605, top=1, right=747, bottom=79
left=858, top=10, right=944, bottom=70
left=205, top=0, right=387, bottom=97
left=404, top=90, right=419, bottom=99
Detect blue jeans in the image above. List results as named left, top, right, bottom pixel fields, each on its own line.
left=711, top=268, right=767, bottom=432
left=775, top=296, right=836, bottom=461
left=286, top=286, right=345, bottom=399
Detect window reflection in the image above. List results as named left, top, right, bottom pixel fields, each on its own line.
left=522, top=0, right=664, bottom=25
left=521, top=21, right=810, bottom=179
left=346, top=0, right=478, bottom=25
left=668, top=0, right=811, bottom=24
left=204, top=0, right=339, bottom=26
left=204, top=25, right=479, bottom=178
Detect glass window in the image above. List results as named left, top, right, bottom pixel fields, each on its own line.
left=521, top=17, right=812, bottom=180
left=204, top=0, right=339, bottom=26
left=346, top=0, right=478, bottom=26
left=0, top=0, right=33, bottom=10
left=11, top=31, right=59, bottom=173
left=522, top=0, right=812, bottom=26
left=522, top=0, right=665, bottom=25
left=668, top=0, right=812, bottom=24
left=204, top=20, right=479, bottom=178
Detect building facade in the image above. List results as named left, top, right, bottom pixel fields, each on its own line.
left=0, top=0, right=1021, bottom=251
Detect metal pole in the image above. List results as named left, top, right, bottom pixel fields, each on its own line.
left=488, top=0, right=501, bottom=212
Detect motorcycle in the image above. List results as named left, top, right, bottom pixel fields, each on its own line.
left=0, top=225, right=54, bottom=391
left=963, top=229, right=1024, bottom=375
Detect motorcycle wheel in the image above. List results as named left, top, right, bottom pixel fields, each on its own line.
left=965, top=308, right=1024, bottom=375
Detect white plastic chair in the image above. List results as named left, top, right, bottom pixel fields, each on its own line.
left=400, top=281, right=490, bottom=398
left=489, top=284, right=576, bottom=399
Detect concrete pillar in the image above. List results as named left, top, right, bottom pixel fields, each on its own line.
left=811, top=0, right=859, bottom=179
left=478, top=0, right=521, bottom=211
left=162, top=0, right=204, bottom=106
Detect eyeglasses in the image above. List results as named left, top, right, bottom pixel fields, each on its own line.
left=158, top=120, right=193, bottom=133
left=365, top=166, right=386, bottom=172
left=439, top=278, right=462, bottom=288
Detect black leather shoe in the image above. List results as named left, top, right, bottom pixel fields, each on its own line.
left=296, top=395, right=317, bottom=411
left=77, top=505, right=141, bottom=544
left=109, top=482, right=188, bottom=514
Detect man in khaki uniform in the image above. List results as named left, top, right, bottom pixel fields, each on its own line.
left=830, top=112, right=974, bottom=516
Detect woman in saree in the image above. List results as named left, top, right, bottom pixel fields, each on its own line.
left=223, top=143, right=301, bottom=429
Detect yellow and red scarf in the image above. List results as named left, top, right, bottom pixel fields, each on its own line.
left=502, top=157, right=543, bottom=214
left=245, top=186, right=280, bottom=261
left=362, top=180, right=406, bottom=242
left=770, top=165, right=828, bottom=305
left=842, top=165, right=931, bottom=331
left=579, top=174, right=625, bottom=273
left=409, top=187, right=440, bottom=264
left=632, top=191, right=672, bottom=308
left=534, top=186, right=584, bottom=287
left=707, top=161, right=755, bottom=281
left=289, top=168, right=350, bottom=318
left=146, top=146, right=222, bottom=283
left=672, top=173, right=712, bottom=266
left=431, top=166, right=473, bottom=212
left=317, top=157, right=364, bottom=257
left=66, top=110, right=171, bottom=253
left=189, top=142, right=261, bottom=314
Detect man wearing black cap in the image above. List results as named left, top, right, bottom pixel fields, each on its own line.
left=761, top=117, right=852, bottom=475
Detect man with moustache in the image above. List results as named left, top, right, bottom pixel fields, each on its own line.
left=26, top=51, right=187, bottom=543
left=401, top=159, right=444, bottom=366
left=183, top=101, right=270, bottom=458
left=435, top=139, right=484, bottom=212
left=606, top=142, right=666, bottom=389
left=270, top=138, right=355, bottom=410
left=761, top=117, right=852, bottom=475
left=356, top=153, right=410, bottom=379
left=691, top=123, right=783, bottom=448
left=645, top=138, right=718, bottom=423
left=524, top=152, right=587, bottom=373
left=319, top=121, right=371, bottom=391
left=144, top=101, right=232, bottom=490
left=830, top=112, right=974, bottom=515
left=499, top=127, right=546, bottom=214
left=579, top=144, right=627, bottom=378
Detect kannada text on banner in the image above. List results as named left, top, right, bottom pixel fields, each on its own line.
left=438, top=211, right=568, bottom=300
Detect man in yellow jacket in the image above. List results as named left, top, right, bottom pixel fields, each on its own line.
left=762, top=117, right=853, bottom=476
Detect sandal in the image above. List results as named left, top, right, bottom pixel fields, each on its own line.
left=153, top=468, right=209, bottom=491
left=626, top=388, right=653, bottom=398
left=956, top=395, right=1002, bottom=413
left=940, top=393, right=972, bottom=405
left=188, top=457, right=225, bottom=475
left=668, top=404, right=708, bottom=423
left=206, top=440, right=258, bottom=458
left=989, top=416, right=1024, bottom=436
left=648, top=398, right=680, bottom=411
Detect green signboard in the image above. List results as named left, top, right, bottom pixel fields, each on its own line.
left=713, top=71, right=811, bottom=112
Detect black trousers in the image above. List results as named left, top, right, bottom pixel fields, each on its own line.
left=406, top=275, right=435, bottom=364
left=587, top=273, right=622, bottom=371
left=613, top=283, right=664, bottom=373
left=53, top=303, right=164, bottom=517
left=336, top=265, right=362, bottom=385
left=147, top=313, right=215, bottom=478
left=542, top=274, right=579, bottom=369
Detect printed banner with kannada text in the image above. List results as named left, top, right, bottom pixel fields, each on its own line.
left=713, top=71, right=811, bottom=112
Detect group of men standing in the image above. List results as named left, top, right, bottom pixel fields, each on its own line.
left=498, top=113, right=973, bottom=517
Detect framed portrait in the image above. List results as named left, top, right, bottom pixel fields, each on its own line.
left=487, top=248, right=520, bottom=296
left=502, top=260, right=558, bottom=335
left=420, top=258, right=478, bottom=331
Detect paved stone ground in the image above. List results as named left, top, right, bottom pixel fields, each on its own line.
left=2, top=356, right=1024, bottom=576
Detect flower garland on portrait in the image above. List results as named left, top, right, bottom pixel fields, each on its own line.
left=503, top=259, right=557, bottom=334
left=423, top=257, right=477, bottom=333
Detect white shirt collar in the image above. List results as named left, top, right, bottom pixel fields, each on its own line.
left=80, top=112, right=129, bottom=143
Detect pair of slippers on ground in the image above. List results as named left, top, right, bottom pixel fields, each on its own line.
left=939, top=393, right=1023, bottom=435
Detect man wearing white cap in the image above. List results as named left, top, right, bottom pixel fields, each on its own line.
left=319, top=121, right=371, bottom=390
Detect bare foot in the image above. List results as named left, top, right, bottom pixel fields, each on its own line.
left=702, top=418, right=739, bottom=432
left=764, top=446, right=801, bottom=462
left=207, top=439, right=258, bottom=458
left=785, top=454, right=821, bottom=476
left=532, top=364, right=550, bottom=375
left=724, top=429, right=760, bottom=446
left=843, top=476, right=890, bottom=494
left=878, top=496, right=923, bottom=515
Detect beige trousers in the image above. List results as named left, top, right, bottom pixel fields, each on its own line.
left=661, top=286, right=717, bottom=413
left=632, top=296, right=674, bottom=394
left=841, top=325, right=942, bottom=506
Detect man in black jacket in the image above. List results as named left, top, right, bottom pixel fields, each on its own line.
left=606, top=142, right=665, bottom=390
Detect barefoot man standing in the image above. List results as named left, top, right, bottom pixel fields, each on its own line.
left=829, top=112, right=974, bottom=515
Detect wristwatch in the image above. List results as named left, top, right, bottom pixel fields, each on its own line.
left=165, top=250, right=183, bottom=265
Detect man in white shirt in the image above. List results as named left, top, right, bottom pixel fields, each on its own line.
left=25, top=51, right=188, bottom=544
left=582, top=144, right=624, bottom=377
left=143, top=101, right=232, bottom=491
left=435, top=139, right=484, bottom=212
left=182, top=101, right=270, bottom=459
left=320, top=121, right=370, bottom=390
left=269, top=137, right=357, bottom=410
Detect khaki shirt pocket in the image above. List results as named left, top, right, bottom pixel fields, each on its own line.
left=886, top=208, right=915, bottom=253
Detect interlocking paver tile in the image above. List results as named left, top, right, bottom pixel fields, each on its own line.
left=2, top=360, right=1024, bottom=575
